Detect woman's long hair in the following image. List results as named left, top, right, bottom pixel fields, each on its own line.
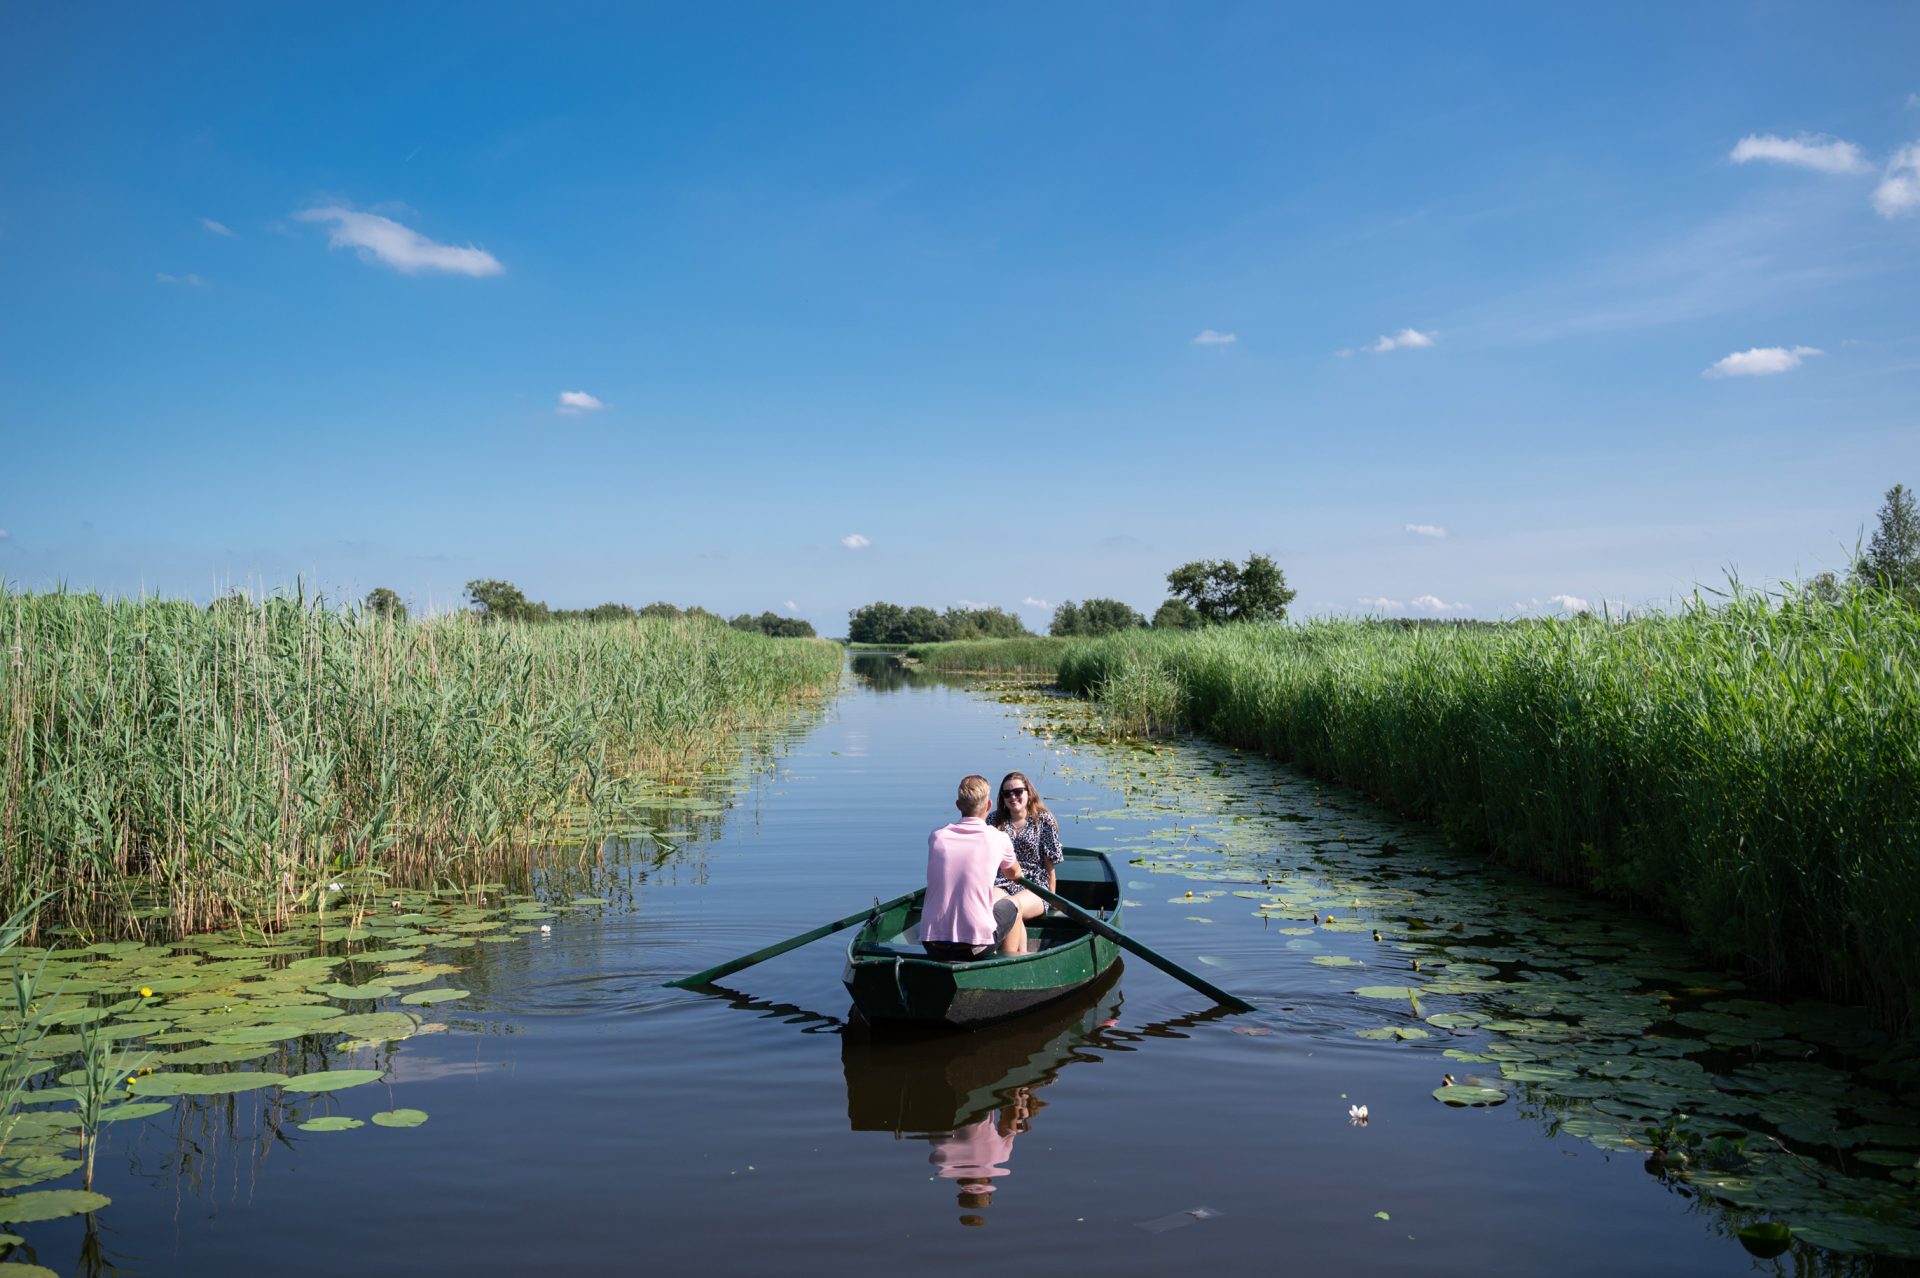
left=989, top=770, right=1052, bottom=830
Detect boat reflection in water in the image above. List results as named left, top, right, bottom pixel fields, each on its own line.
left=841, top=972, right=1123, bottom=1226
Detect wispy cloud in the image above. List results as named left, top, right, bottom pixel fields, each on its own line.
left=840, top=533, right=871, bottom=550
left=783, top=600, right=799, bottom=612
left=1703, top=345, right=1822, bottom=377
left=155, top=272, right=204, bottom=286
left=294, top=206, right=504, bottom=277
left=1368, top=328, right=1435, bottom=353
left=1191, top=329, right=1238, bottom=346
left=1729, top=132, right=1871, bottom=175
left=199, top=217, right=234, bottom=237
left=1404, top=523, right=1447, bottom=539
left=1874, top=144, right=1920, bottom=218
left=0, top=529, right=10, bottom=541
left=555, top=390, right=605, bottom=415
left=1550, top=593, right=1591, bottom=613
left=1359, top=596, right=1403, bottom=611
left=1412, top=594, right=1468, bottom=611
left=1022, top=596, right=1051, bottom=609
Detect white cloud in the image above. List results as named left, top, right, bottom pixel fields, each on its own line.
left=294, top=206, right=504, bottom=277
left=556, top=390, right=605, bottom=415
left=1022, top=596, right=1051, bottom=609
left=1728, top=132, right=1871, bottom=175
left=1404, top=523, right=1447, bottom=538
left=1550, top=594, right=1591, bottom=613
left=155, top=272, right=204, bottom=286
left=956, top=599, right=988, bottom=610
left=1412, top=595, right=1468, bottom=611
left=1358, top=596, right=1403, bottom=611
left=0, top=529, right=9, bottom=540
left=1873, top=144, right=1920, bottom=218
left=199, top=217, right=234, bottom=237
left=783, top=600, right=799, bottom=612
left=840, top=534, right=870, bottom=550
left=1191, top=329, right=1238, bottom=346
left=1368, top=328, right=1435, bottom=353
left=1703, top=345, right=1822, bottom=377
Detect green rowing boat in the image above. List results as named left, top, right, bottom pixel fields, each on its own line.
left=842, top=848, right=1122, bottom=1029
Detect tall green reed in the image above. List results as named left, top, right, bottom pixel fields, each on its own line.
left=0, top=588, right=841, bottom=931
left=1046, top=593, right=1920, bottom=1029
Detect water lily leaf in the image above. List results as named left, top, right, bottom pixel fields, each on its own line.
left=0, top=1188, right=111, bottom=1222
left=1311, top=955, right=1361, bottom=968
left=130, top=1072, right=289, bottom=1096
left=1425, top=1012, right=1484, bottom=1030
left=1356, top=1026, right=1431, bottom=1041
left=1735, top=1223, right=1792, bottom=1259
left=97, top=1101, right=171, bottom=1123
left=1353, top=986, right=1420, bottom=1000
left=370, top=1108, right=428, bottom=1128
left=325, top=1012, right=417, bottom=1039
left=0, top=1157, right=80, bottom=1190
left=1433, top=1084, right=1507, bottom=1107
left=297, top=1116, right=364, bottom=1132
left=399, top=989, right=468, bottom=1007
left=159, top=1043, right=277, bottom=1066
left=203, top=1024, right=309, bottom=1045
left=282, top=1069, right=385, bottom=1093
left=1373, top=1210, right=1390, bottom=1221
left=314, top=983, right=394, bottom=1002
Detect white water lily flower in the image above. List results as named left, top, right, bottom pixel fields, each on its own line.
left=327, top=882, right=342, bottom=893
left=539, top=924, right=552, bottom=935
left=1349, top=1104, right=1369, bottom=1124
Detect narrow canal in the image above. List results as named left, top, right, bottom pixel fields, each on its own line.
left=24, top=654, right=1920, bottom=1275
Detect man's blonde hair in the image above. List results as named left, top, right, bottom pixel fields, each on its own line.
left=957, top=774, right=992, bottom=814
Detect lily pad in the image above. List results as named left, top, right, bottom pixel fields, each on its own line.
left=400, top=989, right=468, bottom=1007
left=281, top=1069, right=385, bottom=1093
left=1433, top=1084, right=1507, bottom=1107
left=370, top=1108, right=429, bottom=1128
left=0, top=1188, right=111, bottom=1223
left=96, top=1101, right=171, bottom=1123
left=1736, top=1223, right=1792, bottom=1260
left=297, top=1116, right=364, bottom=1132
left=158, top=1044, right=277, bottom=1067
left=129, top=1071, right=289, bottom=1096
left=325, top=1012, right=417, bottom=1039
left=1353, top=986, right=1420, bottom=1000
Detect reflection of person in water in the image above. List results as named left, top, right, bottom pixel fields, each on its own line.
left=929, top=1088, right=1040, bottom=1225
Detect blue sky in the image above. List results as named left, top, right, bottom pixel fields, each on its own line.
left=3, top=4, right=1917, bottom=629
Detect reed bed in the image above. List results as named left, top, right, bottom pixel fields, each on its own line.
left=1039, top=594, right=1920, bottom=1028
left=902, top=636, right=1070, bottom=674
left=0, top=588, right=841, bottom=930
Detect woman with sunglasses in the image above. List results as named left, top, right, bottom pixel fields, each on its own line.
left=989, top=771, right=1062, bottom=942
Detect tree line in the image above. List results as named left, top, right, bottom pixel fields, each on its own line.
left=847, top=553, right=1299, bottom=643
left=359, top=580, right=817, bottom=638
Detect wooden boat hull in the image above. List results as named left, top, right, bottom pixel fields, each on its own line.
left=842, top=848, right=1122, bottom=1029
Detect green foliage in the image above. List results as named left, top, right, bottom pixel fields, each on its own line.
left=0, top=587, right=841, bottom=926
left=1050, top=598, right=1145, bottom=637
left=902, top=637, right=1069, bottom=674
left=728, top=612, right=818, bottom=638
left=464, top=578, right=546, bottom=623
left=1853, top=482, right=1920, bottom=601
left=362, top=588, right=407, bottom=621
left=1151, top=599, right=1199, bottom=629
left=1055, top=591, right=1920, bottom=1030
left=847, top=601, right=1030, bottom=645
left=1165, top=553, right=1296, bottom=624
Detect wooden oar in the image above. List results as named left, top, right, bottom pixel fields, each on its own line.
left=1022, top=880, right=1255, bottom=1013
left=663, top=889, right=923, bottom=989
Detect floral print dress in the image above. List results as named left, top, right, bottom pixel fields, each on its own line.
left=995, top=812, right=1063, bottom=891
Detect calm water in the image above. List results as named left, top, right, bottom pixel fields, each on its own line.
left=17, top=654, right=1917, bottom=1276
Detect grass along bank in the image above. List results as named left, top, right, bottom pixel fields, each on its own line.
left=911, top=596, right=1920, bottom=1029
left=0, top=588, right=842, bottom=931
left=902, top=636, right=1070, bottom=674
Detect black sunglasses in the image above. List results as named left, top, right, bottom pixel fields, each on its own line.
left=1001, top=786, right=1027, bottom=796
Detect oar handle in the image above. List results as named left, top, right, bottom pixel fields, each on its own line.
left=1022, top=880, right=1254, bottom=1013
left=664, top=889, right=923, bottom=989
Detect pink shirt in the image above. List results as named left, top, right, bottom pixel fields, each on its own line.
left=922, top=816, right=1016, bottom=946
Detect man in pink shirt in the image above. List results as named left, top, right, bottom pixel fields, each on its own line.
left=921, top=775, right=1024, bottom=960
